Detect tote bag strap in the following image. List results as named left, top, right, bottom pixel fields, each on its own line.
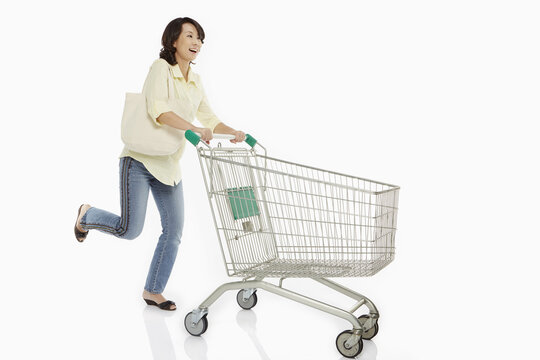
left=166, top=65, right=176, bottom=99
left=141, top=62, right=177, bottom=99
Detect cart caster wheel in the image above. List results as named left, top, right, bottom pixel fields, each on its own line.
left=358, top=315, right=379, bottom=340
left=336, top=330, right=363, bottom=358
left=184, top=312, right=208, bottom=336
left=236, top=290, right=258, bottom=310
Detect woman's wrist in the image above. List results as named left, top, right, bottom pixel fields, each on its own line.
left=214, top=122, right=236, bottom=135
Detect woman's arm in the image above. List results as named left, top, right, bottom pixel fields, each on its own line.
left=157, top=112, right=213, bottom=142
left=214, top=122, right=246, bottom=143
left=144, top=59, right=212, bottom=142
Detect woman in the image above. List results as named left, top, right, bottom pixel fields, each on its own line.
left=74, top=17, right=245, bottom=311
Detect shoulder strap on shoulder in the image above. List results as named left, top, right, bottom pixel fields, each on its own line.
left=166, top=65, right=174, bottom=99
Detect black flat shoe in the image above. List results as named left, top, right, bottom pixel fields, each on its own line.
left=74, top=204, right=89, bottom=242
left=144, top=298, right=176, bottom=311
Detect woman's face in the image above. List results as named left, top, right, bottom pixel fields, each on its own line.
left=173, top=23, right=203, bottom=63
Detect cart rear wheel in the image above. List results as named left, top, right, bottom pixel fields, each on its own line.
left=184, top=312, right=208, bottom=336
left=236, top=290, right=258, bottom=310
left=335, top=330, right=363, bottom=358
left=358, top=315, right=379, bottom=340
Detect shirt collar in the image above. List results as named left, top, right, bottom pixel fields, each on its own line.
left=171, top=64, right=197, bottom=85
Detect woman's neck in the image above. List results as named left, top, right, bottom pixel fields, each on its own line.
left=174, top=55, right=190, bottom=79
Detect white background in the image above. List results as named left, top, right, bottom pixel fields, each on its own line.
left=1, top=0, right=539, bottom=359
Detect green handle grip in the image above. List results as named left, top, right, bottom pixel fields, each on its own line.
left=185, top=130, right=200, bottom=146
left=245, top=134, right=257, bottom=148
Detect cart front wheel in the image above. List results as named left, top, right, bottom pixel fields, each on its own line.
left=358, top=315, right=379, bottom=340
left=335, top=330, right=363, bottom=358
left=236, top=289, right=258, bottom=310
left=184, top=312, right=208, bottom=336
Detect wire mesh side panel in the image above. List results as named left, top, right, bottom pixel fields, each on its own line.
left=198, top=148, right=400, bottom=278
left=374, top=189, right=400, bottom=266
left=247, top=155, right=399, bottom=278
left=198, top=148, right=278, bottom=277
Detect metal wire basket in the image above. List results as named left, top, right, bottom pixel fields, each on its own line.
left=197, top=143, right=399, bottom=279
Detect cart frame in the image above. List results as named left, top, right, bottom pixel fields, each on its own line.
left=183, top=132, right=399, bottom=357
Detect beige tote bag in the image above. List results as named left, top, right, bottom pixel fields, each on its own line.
left=121, top=65, right=184, bottom=156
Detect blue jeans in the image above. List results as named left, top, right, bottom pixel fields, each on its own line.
left=80, top=157, right=184, bottom=294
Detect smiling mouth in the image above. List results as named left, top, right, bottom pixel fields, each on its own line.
left=189, top=49, right=198, bottom=54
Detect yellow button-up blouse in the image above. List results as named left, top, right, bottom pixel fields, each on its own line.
left=119, top=58, right=221, bottom=186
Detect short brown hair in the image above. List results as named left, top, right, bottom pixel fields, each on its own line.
left=159, top=17, right=205, bottom=65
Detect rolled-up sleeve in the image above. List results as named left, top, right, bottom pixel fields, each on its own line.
left=196, top=79, right=221, bottom=132
left=144, top=59, right=173, bottom=126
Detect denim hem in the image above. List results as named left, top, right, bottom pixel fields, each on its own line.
left=143, top=288, right=162, bottom=295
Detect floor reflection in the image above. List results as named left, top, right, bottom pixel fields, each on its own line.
left=346, top=340, right=378, bottom=360
left=184, top=335, right=209, bottom=360
left=143, top=304, right=378, bottom=360
left=235, top=308, right=378, bottom=360
left=236, top=310, right=271, bottom=360
left=142, top=307, right=177, bottom=360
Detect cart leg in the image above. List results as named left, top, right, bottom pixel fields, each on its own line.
left=197, top=280, right=256, bottom=309
left=196, top=279, right=362, bottom=331
left=189, top=279, right=366, bottom=352
left=314, top=278, right=379, bottom=330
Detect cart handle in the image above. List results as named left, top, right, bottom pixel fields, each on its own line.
left=185, top=130, right=257, bottom=148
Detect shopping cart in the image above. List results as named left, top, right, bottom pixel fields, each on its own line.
left=183, top=130, right=400, bottom=358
